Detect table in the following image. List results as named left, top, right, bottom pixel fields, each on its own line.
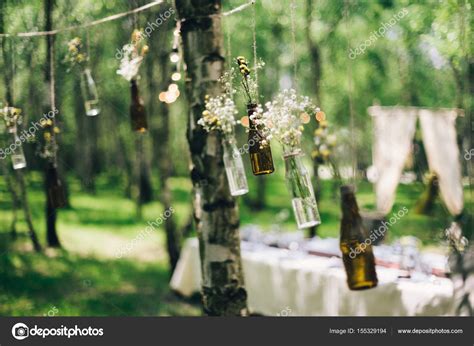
left=170, top=238, right=456, bottom=316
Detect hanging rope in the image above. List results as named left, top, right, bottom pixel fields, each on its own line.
left=0, top=0, right=255, bottom=38
left=48, top=35, right=58, bottom=165
left=344, top=0, right=357, bottom=185
left=225, top=17, right=232, bottom=70
left=290, top=0, right=298, bottom=88
left=85, top=28, right=91, bottom=61
left=251, top=0, right=259, bottom=100
left=0, top=0, right=164, bottom=38
left=224, top=0, right=255, bottom=17
left=10, top=37, right=15, bottom=104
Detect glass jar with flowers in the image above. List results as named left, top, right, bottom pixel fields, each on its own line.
left=235, top=56, right=274, bottom=175
left=198, top=91, right=248, bottom=197
left=1, top=106, right=27, bottom=170
left=117, top=29, right=149, bottom=133
left=253, top=89, right=322, bottom=229
left=65, top=37, right=100, bottom=117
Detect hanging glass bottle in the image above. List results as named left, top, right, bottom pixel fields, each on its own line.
left=80, top=68, right=100, bottom=116
left=11, top=133, right=26, bottom=170
left=283, top=145, right=321, bottom=229
left=130, top=79, right=147, bottom=133
left=222, top=135, right=248, bottom=196
left=339, top=184, right=378, bottom=290
left=247, top=103, right=274, bottom=175
left=46, top=163, right=67, bottom=209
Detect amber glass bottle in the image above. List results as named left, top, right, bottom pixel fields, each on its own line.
left=130, top=79, right=148, bottom=133
left=339, top=185, right=378, bottom=290
left=247, top=103, right=274, bottom=175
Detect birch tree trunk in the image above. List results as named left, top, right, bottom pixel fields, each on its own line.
left=1, top=1, right=41, bottom=251
left=0, top=0, right=18, bottom=238
left=174, top=0, right=248, bottom=316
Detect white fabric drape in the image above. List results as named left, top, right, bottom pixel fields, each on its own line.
left=368, top=106, right=418, bottom=214
left=419, top=109, right=464, bottom=215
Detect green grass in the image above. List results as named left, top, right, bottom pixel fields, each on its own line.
left=0, top=170, right=471, bottom=316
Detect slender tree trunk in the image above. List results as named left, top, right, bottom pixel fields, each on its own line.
left=306, top=0, right=322, bottom=238
left=133, top=135, right=144, bottom=219
left=16, top=170, right=42, bottom=251
left=0, top=1, right=18, bottom=238
left=1, top=2, right=41, bottom=251
left=74, top=78, right=96, bottom=193
left=175, top=0, right=248, bottom=316
left=148, top=14, right=182, bottom=273
left=44, top=0, right=61, bottom=248
left=0, top=158, right=18, bottom=238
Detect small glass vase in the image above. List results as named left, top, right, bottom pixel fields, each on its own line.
left=283, top=146, right=321, bottom=229
left=11, top=134, right=26, bottom=170
left=222, top=136, right=248, bottom=196
left=130, top=79, right=148, bottom=133
left=80, top=68, right=100, bottom=116
left=247, top=103, right=274, bottom=175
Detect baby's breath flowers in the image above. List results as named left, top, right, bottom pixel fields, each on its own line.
left=198, top=94, right=238, bottom=139
left=251, top=89, right=320, bottom=151
left=117, top=29, right=149, bottom=82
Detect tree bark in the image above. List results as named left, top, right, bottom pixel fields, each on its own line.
left=16, top=170, right=42, bottom=251
left=74, top=77, right=96, bottom=193
left=175, top=0, right=248, bottom=316
left=0, top=0, right=18, bottom=238
left=0, top=157, right=18, bottom=238
left=1, top=1, right=41, bottom=251
left=148, top=13, right=182, bottom=273
left=44, top=0, right=61, bottom=248
left=306, top=0, right=322, bottom=238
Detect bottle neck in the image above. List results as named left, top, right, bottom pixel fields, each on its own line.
left=247, top=103, right=257, bottom=130
left=130, top=79, right=140, bottom=103
left=340, top=185, right=360, bottom=219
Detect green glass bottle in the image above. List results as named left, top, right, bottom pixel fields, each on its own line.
left=339, top=185, right=378, bottom=290
left=247, top=103, right=274, bottom=175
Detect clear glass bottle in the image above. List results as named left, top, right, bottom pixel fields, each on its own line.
left=247, top=103, right=274, bottom=175
left=222, top=136, right=248, bottom=196
left=130, top=79, right=147, bottom=133
left=81, top=68, right=100, bottom=116
left=339, top=184, right=378, bottom=290
left=11, top=134, right=26, bottom=170
left=283, top=146, right=321, bottom=229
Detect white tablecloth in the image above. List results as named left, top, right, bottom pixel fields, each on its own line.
left=170, top=238, right=456, bottom=316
